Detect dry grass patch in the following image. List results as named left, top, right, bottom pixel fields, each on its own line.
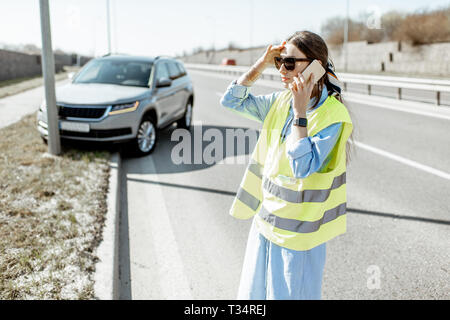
left=0, top=113, right=110, bottom=299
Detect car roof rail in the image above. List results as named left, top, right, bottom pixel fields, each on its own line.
left=154, top=55, right=172, bottom=60
left=102, top=52, right=130, bottom=58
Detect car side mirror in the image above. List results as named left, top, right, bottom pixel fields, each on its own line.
left=68, top=72, right=75, bottom=80
left=156, top=77, right=172, bottom=88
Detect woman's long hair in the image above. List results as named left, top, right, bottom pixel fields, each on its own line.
left=286, top=31, right=356, bottom=166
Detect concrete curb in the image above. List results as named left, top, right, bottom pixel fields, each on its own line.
left=94, top=152, right=122, bottom=300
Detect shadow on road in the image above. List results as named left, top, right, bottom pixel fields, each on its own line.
left=57, top=122, right=259, bottom=176
left=122, top=123, right=260, bottom=175
left=126, top=177, right=237, bottom=197
left=60, top=137, right=126, bottom=154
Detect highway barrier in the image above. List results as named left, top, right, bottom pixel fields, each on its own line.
left=185, top=63, right=450, bottom=106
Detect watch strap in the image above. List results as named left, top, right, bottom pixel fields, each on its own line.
left=293, top=117, right=307, bottom=127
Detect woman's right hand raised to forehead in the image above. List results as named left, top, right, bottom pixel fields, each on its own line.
left=261, top=41, right=286, bottom=67
left=237, top=41, right=286, bottom=86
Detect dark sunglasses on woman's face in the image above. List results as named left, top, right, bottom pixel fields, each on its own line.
left=274, top=56, right=312, bottom=71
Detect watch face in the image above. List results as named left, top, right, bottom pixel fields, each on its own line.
left=295, top=118, right=307, bottom=127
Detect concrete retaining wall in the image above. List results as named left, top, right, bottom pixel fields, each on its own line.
left=0, top=49, right=92, bottom=82
left=180, top=41, right=450, bottom=78
left=0, top=49, right=43, bottom=81
left=182, top=46, right=267, bottom=67
left=329, top=41, right=450, bottom=77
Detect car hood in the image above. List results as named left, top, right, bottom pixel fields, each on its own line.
left=56, top=83, right=150, bottom=105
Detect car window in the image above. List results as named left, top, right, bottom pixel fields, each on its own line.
left=74, top=59, right=152, bottom=87
left=176, top=62, right=186, bottom=77
left=156, top=62, right=170, bottom=80
left=75, top=60, right=101, bottom=82
left=167, top=61, right=181, bottom=80
left=123, top=63, right=152, bottom=86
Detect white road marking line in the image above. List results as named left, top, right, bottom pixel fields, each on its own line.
left=344, top=95, right=450, bottom=121
left=351, top=140, right=450, bottom=181
left=128, top=156, right=193, bottom=299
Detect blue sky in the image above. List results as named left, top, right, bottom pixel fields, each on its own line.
left=0, top=0, right=448, bottom=57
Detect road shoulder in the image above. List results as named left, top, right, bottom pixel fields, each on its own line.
left=94, top=152, right=122, bottom=300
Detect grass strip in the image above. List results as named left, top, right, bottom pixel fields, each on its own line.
left=0, top=113, right=110, bottom=299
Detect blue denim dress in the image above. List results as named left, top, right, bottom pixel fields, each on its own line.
left=220, top=81, right=338, bottom=300
left=237, top=218, right=326, bottom=300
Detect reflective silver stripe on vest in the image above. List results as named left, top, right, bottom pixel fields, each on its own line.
left=236, top=187, right=260, bottom=211
left=263, top=172, right=346, bottom=203
left=248, top=159, right=263, bottom=179
left=258, top=202, right=347, bottom=234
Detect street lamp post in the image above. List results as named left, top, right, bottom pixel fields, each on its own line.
left=205, top=16, right=215, bottom=51
left=39, top=0, right=61, bottom=155
left=106, top=0, right=112, bottom=54
left=343, top=0, right=349, bottom=72
left=204, top=16, right=216, bottom=64
left=249, top=0, right=254, bottom=65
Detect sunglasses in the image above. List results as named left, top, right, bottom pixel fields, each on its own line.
left=274, top=56, right=312, bottom=71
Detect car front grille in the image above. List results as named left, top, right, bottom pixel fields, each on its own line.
left=58, top=105, right=108, bottom=119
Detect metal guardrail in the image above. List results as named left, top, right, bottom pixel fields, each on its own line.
left=338, top=74, right=450, bottom=106
left=185, top=63, right=450, bottom=106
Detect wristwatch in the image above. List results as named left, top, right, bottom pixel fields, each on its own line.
left=293, top=117, right=308, bottom=127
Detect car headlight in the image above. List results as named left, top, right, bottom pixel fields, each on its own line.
left=109, top=101, right=139, bottom=115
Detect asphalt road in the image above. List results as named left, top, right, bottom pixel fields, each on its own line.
left=2, top=71, right=447, bottom=300
left=119, top=69, right=450, bottom=300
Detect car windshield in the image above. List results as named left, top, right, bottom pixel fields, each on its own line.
left=73, top=59, right=152, bottom=87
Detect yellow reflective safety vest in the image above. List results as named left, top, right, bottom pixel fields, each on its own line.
left=229, top=89, right=353, bottom=251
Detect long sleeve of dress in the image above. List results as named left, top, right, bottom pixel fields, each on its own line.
left=220, top=80, right=279, bottom=123
left=285, top=122, right=343, bottom=179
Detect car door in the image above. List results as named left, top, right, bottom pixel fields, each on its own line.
left=166, top=61, right=186, bottom=119
left=154, top=61, right=178, bottom=125
left=175, top=61, right=190, bottom=116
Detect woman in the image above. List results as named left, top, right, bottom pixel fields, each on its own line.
left=220, top=31, right=354, bottom=300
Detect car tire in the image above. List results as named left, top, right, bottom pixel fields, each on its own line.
left=176, top=99, right=193, bottom=130
left=130, top=115, right=158, bottom=156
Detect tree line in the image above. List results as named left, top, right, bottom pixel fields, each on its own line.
left=321, top=5, right=450, bottom=46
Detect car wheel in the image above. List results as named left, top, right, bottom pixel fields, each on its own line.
left=132, top=115, right=157, bottom=156
left=177, top=100, right=193, bottom=130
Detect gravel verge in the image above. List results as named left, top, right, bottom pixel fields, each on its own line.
left=0, top=113, right=110, bottom=299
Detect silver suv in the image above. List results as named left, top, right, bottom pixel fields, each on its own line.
left=37, top=55, right=194, bottom=155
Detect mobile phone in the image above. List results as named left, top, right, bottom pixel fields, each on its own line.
left=301, top=59, right=326, bottom=84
